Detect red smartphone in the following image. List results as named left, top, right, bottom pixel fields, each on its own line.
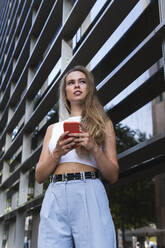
left=63, top=122, right=80, bottom=148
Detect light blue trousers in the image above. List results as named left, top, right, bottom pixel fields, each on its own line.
left=38, top=178, right=116, bottom=248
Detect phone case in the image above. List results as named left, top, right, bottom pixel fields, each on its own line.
left=64, top=122, right=80, bottom=135
left=63, top=122, right=80, bottom=148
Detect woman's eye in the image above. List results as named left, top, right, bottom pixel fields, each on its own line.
left=80, top=80, right=86, bottom=84
left=68, top=81, right=74, bottom=85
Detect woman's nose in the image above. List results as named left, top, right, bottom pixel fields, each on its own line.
left=75, top=81, right=80, bottom=87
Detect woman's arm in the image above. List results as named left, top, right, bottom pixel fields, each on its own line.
left=35, top=125, right=60, bottom=184
left=35, top=125, right=75, bottom=184
left=91, top=120, right=119, bottom=184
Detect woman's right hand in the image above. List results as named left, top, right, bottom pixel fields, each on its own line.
left=52, top=131, right=75, bottom=157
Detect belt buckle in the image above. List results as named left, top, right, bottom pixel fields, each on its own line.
left=80, top=172, right=83, bottom=180
left=62, top=174, right=68, bottom=182
left=91, top=171, right=95, bottom=179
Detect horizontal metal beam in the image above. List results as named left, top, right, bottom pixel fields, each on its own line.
left=0, top=144, right=42, bottom=188
left=25, top=0, right=97, bottom=97
left=0, top=0, right=13, bottom=62
left=0, top=119, right=53, bottom=185
left=116, top=154, right=165, bottom=186
left=67, top=0, right=139, bottom=67
left=0, top=0, right=28, bottom=83
left=108, top=59, right=165, bottom=123
left=0, top=0, right=55, bottom=109
left=92, top=0, right=159, bottom=85
left=31, top=0, right=56, bottom=38
left=0, top=193, right=43, bottom=222
left=97, top=20, right=165, bottom=105
left=0, top=0, right=35, bottom=105
left=62, top=0, right=96, bottom=40
left=0, top=1, right=18, bottom=72
left=118, top=132, right=165, bottom=172
left=0, top=0, right=10, bottom=37
left=29, top=0, right=63, bottom=67
left=0, top=99, right=25, bottom=150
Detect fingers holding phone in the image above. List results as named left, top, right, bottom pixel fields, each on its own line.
left=62, top=121, right=97, bottom=152
left=68, top=123, right=97, bottom=151
left=54, top=131, right=76, bottom=156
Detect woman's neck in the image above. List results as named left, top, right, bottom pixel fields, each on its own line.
left=70, top=111, right=82, bottom=117
left=70, top=105, right=82, bottom=117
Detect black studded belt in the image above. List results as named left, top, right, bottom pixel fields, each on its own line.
left=51, top=171, right=99, bottom=182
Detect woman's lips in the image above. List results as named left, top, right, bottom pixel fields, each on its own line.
left=74, top=91, right=82, bottom=95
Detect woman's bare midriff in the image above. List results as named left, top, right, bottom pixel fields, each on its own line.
left=53, top=162, right=97, bottom=175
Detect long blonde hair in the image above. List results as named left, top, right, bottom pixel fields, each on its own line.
left=60, top=65, right=109, bottom=155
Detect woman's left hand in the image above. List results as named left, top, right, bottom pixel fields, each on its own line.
left=68, top=123, right=98, bottom=151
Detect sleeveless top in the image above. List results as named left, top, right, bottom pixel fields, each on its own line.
left=48, top=116, right=98, bottom=169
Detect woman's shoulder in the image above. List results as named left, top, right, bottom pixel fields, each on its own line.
left=105, top=118, right=115, bottom=134
left=105, top=118, right=114, bottom=127
left=47, top=121, right=61, bottom=130
left=47, top=120, right=64, bottom=133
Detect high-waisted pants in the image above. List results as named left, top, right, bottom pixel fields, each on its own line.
left=38, top=177, right=116, bottom=248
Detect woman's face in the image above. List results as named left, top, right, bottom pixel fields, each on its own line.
left=65, top=71, right=88, bottom=105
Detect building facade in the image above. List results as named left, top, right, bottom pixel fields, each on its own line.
left=0, top=0, right=165, bottom=247
left=152, top=92, right=165, bottom=246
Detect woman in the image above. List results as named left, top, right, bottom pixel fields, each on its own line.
left=35, top=65, right=119, bottom=248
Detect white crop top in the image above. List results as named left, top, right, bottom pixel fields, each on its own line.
left=48, top=116, right=98, bottom=169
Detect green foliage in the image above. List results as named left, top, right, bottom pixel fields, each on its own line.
left=109, top=123, right=155, bottom=230
left=108, top=179, right=155, bottom=230
left=115, top=123, right=147, bottom=153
